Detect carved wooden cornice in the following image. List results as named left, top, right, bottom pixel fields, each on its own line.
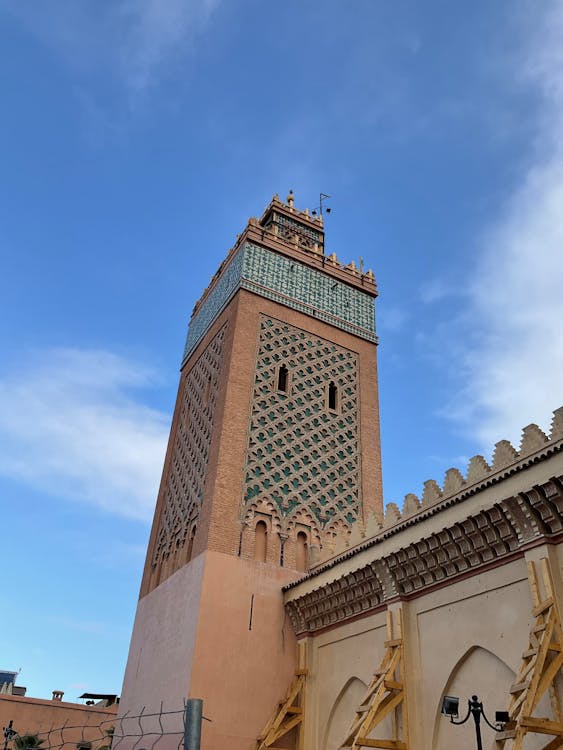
left=285, top=475, right=563, bottom=637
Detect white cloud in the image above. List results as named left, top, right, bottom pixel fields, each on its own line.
left=452, top=2, right=563, bottom=447
left=0, top=348, right=169, bottom=521
left=115, top=0, right=219, bottom=92
left=419, top=278, right=451, bottom=305
left=0, top=0, right=219, bottom=93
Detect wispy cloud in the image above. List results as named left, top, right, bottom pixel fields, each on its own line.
left=0, top=348, right=169, bottom=521
left=451, top=2, right=563, bottom=447
left=0, top=0, right=219, bottom=93
left=419, top=278, right=452, bottom=305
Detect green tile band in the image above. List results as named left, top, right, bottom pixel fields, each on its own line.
left=182, top=242, right=376, bottom=363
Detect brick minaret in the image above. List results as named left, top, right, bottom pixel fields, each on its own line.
left=119, top=193, right=383, bottom=749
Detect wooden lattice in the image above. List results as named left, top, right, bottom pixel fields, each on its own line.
left=340, top=608, right=408, bottom=750
left=496, top=557, right=563, bottom=750
left=256, top=644, right=307, bottom=750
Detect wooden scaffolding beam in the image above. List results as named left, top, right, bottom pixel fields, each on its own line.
left=496, top=557, right=563, bottom=750
left=340, top=608, right=408, bottom=750
left=255, top=644, right=307, bottom=750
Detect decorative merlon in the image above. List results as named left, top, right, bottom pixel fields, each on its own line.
left=386, top=409, right=563, bottom=529
left=315, top=407, right=563, bottom=566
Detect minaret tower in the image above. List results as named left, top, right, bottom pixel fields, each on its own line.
left=119, top=193, right=383, bottom=749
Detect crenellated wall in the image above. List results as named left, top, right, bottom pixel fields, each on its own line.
left=308, top=406, right=563, bottom=565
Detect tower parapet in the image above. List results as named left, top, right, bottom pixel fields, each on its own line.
left=185, top=192, right=377, bottom=362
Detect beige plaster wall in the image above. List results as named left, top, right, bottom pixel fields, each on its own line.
left=301, top=554, right=561, bottom=750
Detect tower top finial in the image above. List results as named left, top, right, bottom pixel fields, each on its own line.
left=287, top=189, right=294, bottom=208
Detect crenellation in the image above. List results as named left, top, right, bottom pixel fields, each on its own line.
left=443, top=467, right=465, bottom=495
left=519, top=423, right=549, bottom=456
left=402, top=493, right=420, bottom=516
left=550, top=406, right=563, bottom=440
left=466, top=453, right=491, bottom=483
left=384, top=408, right=563, bottom=535
left=347, top=520, right=365, bottom=549
left=383, top=502, right=401, bottom=527
left=421, top=479, right=442, bottom=506
left=492, top=438, right=519, bottom=471
left=364, top=510, right=382, bottom=538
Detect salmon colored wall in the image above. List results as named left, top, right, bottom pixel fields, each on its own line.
left=120, top=550, right=299, bottom=750
left=0, top=694, right=116, bottom=749
left=190, top=551, right=300, bottom=750
left=119, top=552, right=206, bottom=721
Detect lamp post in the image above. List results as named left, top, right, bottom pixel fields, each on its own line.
left=441, top=694, right=509, bottom=750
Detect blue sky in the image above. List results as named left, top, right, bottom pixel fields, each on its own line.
left=2, top=0, right=563, bottom=702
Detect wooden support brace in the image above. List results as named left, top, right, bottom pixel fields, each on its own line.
left=340, top=608, right=408, bottom=750
left=495, top=558, right=563, bottom=750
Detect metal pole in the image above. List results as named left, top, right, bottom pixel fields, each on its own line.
left=469, top=697, right=483, bottom=750
left=184, top=699, right=203, bottom=750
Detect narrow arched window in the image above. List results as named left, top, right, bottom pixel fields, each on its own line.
left=277, top=364, right=288, bottom=393
left=328, top=381, right=338, bottom=411
left=186, top=526, right=196, bottom=563
left=296, top=531, right=308, bottom=572
left=255, top=521, right=267, bottom=562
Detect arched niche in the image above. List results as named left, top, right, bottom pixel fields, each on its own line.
left=254, top=520, right=268, bottom=562
left=323, top=676, right=368, bottom=750
left=296, top=530, right=308, bottom=572
left=433, top=645, right=515, bottom=750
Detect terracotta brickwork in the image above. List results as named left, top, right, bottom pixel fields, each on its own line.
left=199, top=289, right=383, bottom=566
left=144, top=324, right=227, bottom=594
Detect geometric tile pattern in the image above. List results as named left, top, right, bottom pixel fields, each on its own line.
left=275, top=213, right=322, bottom=248
left=183, top=242, right=376, bottom=362
left=183, top=247, right=244, bottom=361
left=152, top=324, right=227, bottom=566
left=242, top=316, right=361, bottom=533
left=242, top=243, right=376, bottom=339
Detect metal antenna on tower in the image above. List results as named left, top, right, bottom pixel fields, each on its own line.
left=311, top=193, right=331, bottom=217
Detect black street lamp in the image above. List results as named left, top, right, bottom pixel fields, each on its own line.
left=441, top=694, right=510, bottom=750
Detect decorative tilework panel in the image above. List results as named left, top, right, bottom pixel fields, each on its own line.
left=182, top=242, right=376, bottom=366
left=242, top=243, right=375, bottom=335
left=242, top=317, right=361, bottom=531
left=276, top=214, right=322, bottom=243
left=271, top=214, right=323, bottom=250
left=183, top=248, right=244, bottom=360
left=153, top=325, right=226, bottom=565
